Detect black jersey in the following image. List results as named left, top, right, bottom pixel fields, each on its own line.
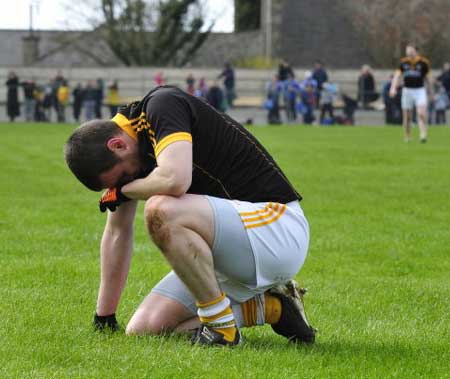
left=112, top=86, right=301, bottom=204
left=398, top=56, right=430, bottom=88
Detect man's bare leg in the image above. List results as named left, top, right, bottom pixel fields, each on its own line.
left=417, top=105, right=428, bottom=142
left=143, top=194, right=238, bottom=343
left=126, top=292, right=277, bottom=336
left=126, top=293, right=197, bottom=335
left=144, top=194, right=220, bottom=302
left=403, top=109, right=412, bottom=142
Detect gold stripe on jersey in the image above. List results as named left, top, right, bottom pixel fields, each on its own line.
left=155, top=132, right=192, bottom=157
left=131, top=112, right=155, bottom=135
left=113, top=112, right=156, bottom=145
left=112, top=113, right=138, bottom=141
left=239, top=203, right=287, bottom=229
left=400, top=55, right=430, bottom=66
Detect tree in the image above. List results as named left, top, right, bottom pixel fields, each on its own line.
left=98, top=0, right=212, bottom=66
left=344, top=0, right=450, bottom=67
left=234, top=0, right=260, bottom=32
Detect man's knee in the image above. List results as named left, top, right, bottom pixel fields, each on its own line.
left=125, top=311, right=173, bottom=336
left=417, top=109, right=427, bottom=121
left=403, top=110, right=411, bottom=122
left=144, top=195, right=179, bottom=249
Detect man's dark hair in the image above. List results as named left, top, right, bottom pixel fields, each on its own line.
left=64, top=120, right=121, bottom=191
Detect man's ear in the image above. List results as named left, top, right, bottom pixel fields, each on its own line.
left=106, top=137, right=127, bottom=154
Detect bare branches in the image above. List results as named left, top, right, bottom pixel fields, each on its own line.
left=344, top=0, right=450, bottom=67
left=62, top=0, right=212, bottom=66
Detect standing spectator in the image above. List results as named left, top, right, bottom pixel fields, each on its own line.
left=43, top=80, right=54, bottom=122
left=206, top=80, right=225, bottom=112
left=218, top=62, right=235, bottom=108
left=83, top=80, right=97, bottom=121
left=299, top=71, right=317, bottom=124
left=5, top=71, right=20, bottom=122
left=436, top=62, right=450, bottom=100
left=95, top=78, right=104, bottom=118
left=312, top=61, right=328, bottom=106
left=107, top=81, right=121, bottom=118
left=265, top=74, right=282, bottom=124
left=319, top=82, right=337, bottom=124
left=186, top=73, right=195, bottom=95
left=72, top=83, right=83, bottom=123
left=358, top=65, right=378, bottom=109
left=278, top=59, right=295, bottom=82
left=57, top=80, right=70, bottom=123
left=283, top=73, right=300, bottom=122
left=21, top=79, right=37, bottom=122
left=153, top=71, right=165, bottom=87
left=434, top=84, right=449, bottom=124
left=34, top=84, right=47, bottom=122
left=52, top=72, right=65, bottom=118
left=195, top=77, right=208, bottom=98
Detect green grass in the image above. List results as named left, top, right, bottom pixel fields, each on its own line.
left=1, top=122, right=449, bottom=378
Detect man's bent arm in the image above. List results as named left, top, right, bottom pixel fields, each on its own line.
left=121, top=141, right=192, bottom=201
left=96, top=200, right=137, bottom=315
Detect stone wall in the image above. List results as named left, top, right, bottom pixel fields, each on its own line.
left=276, top=0, right=371, bottom=68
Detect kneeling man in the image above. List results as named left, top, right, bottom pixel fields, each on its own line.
left=64, top=85, right=315, bottom=346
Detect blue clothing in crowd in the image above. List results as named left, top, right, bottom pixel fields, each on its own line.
left=283, top=78, right=301, bottom=121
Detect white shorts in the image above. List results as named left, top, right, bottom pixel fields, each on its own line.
left=151, top=196, right=310, bottom=312
left=401, top=87, right=427, bottom=110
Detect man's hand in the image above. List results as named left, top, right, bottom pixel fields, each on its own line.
left=93, top=313, right=120, bottom=331
left=99, top=187, right=131, bottom=213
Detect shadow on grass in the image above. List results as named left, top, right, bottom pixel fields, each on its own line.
left=243, top=333, right=424, bottom=360
left=91, top=326, right=425, bottom=363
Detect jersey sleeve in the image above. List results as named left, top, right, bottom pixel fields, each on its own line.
left=145, top=90, right=193, bottom=157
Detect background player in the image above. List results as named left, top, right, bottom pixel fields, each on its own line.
left=389, top=44, right=433, bottom=143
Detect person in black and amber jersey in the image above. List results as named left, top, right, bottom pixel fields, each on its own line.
left=63, top=85, right=316, bottom=347
left=390, top=44, right=433, bottom=143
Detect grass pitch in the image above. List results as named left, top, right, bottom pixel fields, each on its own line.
left=1, top=122, right=449, bottom=378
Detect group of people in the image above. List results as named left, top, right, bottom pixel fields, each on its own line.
left=6, top=51, right=450, bottom=135
left=5, top=72, right=121, bottom=123
left=6, top=71, right=70, bottom=123
left=184, top=62, right=236, bottom=112
left=361, top=61, right=450, bottom=130
left=264, top=52, right=450, bottom=133
left=265, top=60, right=353, bottom=126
